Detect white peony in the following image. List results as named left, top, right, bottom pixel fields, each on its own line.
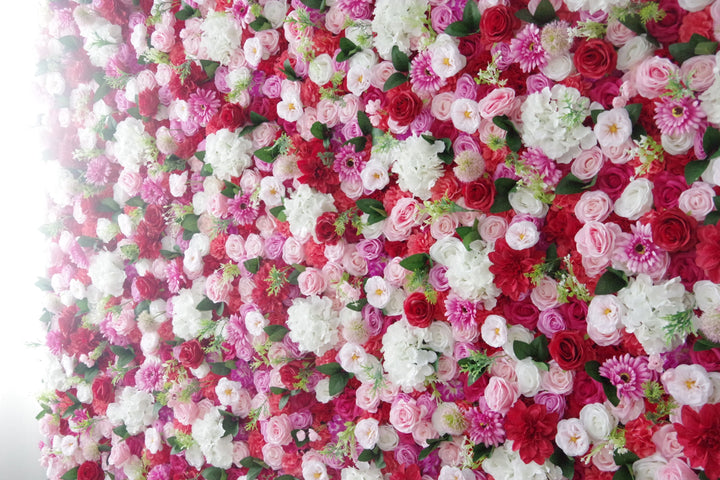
left=192, top=408, right=234, bottom=468
left=113, top=118, right=154, bottom=173
left=88, top=250, right=127, bottom=297
left=391, top=135, right=446, bottom=200
left=200, top=11, right=242, bottom=65
left=171, top=287, right=212, bottom=341
left=204, top=128, right=254, bottom=181
left=381, top=319, right=438, bottom=392
left=106, top=387, right=157, bottom=435
left=286, top=295, right=340, bottom=356
left=371, top=0, right=429, bottom=60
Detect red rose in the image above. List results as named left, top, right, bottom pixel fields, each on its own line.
left=403, top=291, right=435, bottom=328
left=650, top=208, right=696, bottom=252
left=463, top=176, right=495, bottom=211
left=574, top=39, right=617, bottom=80
left=178, top=340, right=204, bottom=369
left=217, top=103, right=248, bottom=132
left=315, top=212, right=341, bottom=245
left=548, top=330, right=588, bottom=371
left=91, top=376, right=114, bottom=404
left=696, top=224, right=720, bottom=283
left=480, top=6, right=518, bottom=44
left=133, top=275, right=159, bottom=300
left=279, top=360, right=303, bottom=389
left=77, top=461, right=104, bottom=480
left=138, top=89, right=160, bottom=117
left=386, top=86, right=423, bottom=126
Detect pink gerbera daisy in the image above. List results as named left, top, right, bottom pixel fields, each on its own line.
left=333, top=144, right=366, bottom=182
left=654, top=96, right=705, bottom=136
left=409, top=50, right=446, bottom=96
left=228, top=193, right=259, bottom=225
left=614, top=223, right=668, bottom=277
left=510, top=24, right=549, bottom=73
left=188, top=88, right=221, bottom=126
left=465, top=407, right=506, bottom=446
left=599, top=353, right=652, bottom=400
left=85, top=156, right=112, bottom=186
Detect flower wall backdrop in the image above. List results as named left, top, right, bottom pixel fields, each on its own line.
left=36, top=0, right=720, bottom=479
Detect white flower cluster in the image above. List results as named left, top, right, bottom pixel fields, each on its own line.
left=482, top=442, right=564, bottom=480
left=430, top=236, right=500, bottom=307
left=172, top=286, right=212, bottom=341
left=88, top=250, right=127, bottom=297
left=381, top=319, right=438, bottom=392
left=191, top=408, right=234, bottom=469
left=106, top=387, right=157, bottom=435
left=371, top=0, right=429, bottom=60
left=284, top=184, right=337, bottom=243
left=617, top=275, right=690, bottom=354
left=521, top=85, right=596, bottom=163
left=112, top=118, right=154, bottom=172
left=73, top=5, right=122, bottom=67
left=286, top=295, right=340, bottom=356
left=200, top=11, right=242, bottom=65
left=204, top=128, right=254, bottom=181
left=564, top=0, right=631, bottom=13
left=391, top=135, right=446, bottom=201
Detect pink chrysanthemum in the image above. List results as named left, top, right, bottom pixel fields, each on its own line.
left=141, top=178, right=169, bottom=205
left=445, top=295, right=477, bottom=329
left=228, top=193, right=259, bottom=225
left=599, top=353, right=652, bottom=400
left=466, top=407, right=506, bottom=446
left=654, top=96, right=706, bottom=137
left=510, top=24, right=549, bottom=73
left=85, top=156, right=112, bottom=186
left=409, top=50, right=446, bottom=95
left=615, top=223, right=667, bottom=276
left=166, top=259, right=186, bottom=294
left=135, top=362, right=165, bottom=392
left=333, top=144, right=366, bottom=182
left=521, top=148, right=562, bottom=186
left=188, top=88, right=221, bottom=126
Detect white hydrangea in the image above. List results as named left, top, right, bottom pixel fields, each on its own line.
left=286, top=295, right=340, bottom=356
left=73, top=7, right=121, bottom=67
left=521, top=85, right=596, bottom=164
left=284, top=184, right=337, bottom=243
left=482, top=442, right=564, bottom=480
left=429, top=236, right=500, bottom=307
left=88, top=250, right=127, bottom=297
left=564, top=0, right=631, bottom=14
left=371, top=0, right=429, bottom=60
left=617, top=275, right=691, bottom=355
left=106, top=387, right=157, bottom=435
left=341, top=464, right=384, bottom=480
left=112, top=118, right=154, bottom=172
left=204, top=128, right=254, bottom=181
left=200, top=11, right=242, bottom=65
left=172, top=287, right=212, bottom=341
left=192, top=408, right=234, bottom=468
left=391, top=135, right=446, bottom=200
left=381, top=319, right=438, bottom=392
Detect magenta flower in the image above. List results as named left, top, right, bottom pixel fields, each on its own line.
left=599, top=353, right=652, bottom=400
left=654, top=96, right=705, bottom=137
left=409, top=50, right=446, bottom=95
left=228, top=193, right=259, bottom=225
left=188, top=88, right=221, bottom=126
left=465, top=407, right=506, bottom=446
left=510, top=24, right=548, bottom=73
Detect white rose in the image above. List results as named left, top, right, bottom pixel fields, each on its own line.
left=632, top=454, right=667, bottom=480
left=661, top=131, right=694, bottom=155
left=541, top=54, right=574, bottom=81
left=263, top=0, right=287, bottom=28
left=678, top=0, right=714, bottom=12
left=509, top=186, right=548, bottom=217
left=505, top=220, right=540, bottom=250
left=426, top=321, right=454, bottom=356
left=694, top=280, right=720, bottom=311
left=613, top=178, right=653, bottom=220
left=616, top=36, right=654, bottom=71
left=309, top=53, right=334, bottom=86
left=579, top=403, right=617, bottom=442
left=515, top=358, right=541, bottom=397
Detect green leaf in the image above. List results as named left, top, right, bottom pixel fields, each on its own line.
left=357, top=111, right=372, bottom=136
left=585, top=360, right=604, bottom=383
left=75, top=363, right=100, bottom=383
left=291, top=429, right=310, bottom=447
left=220, top=410, right=239, bottom=437
left=98, top=197, right=121, bottom=213
left=399, top=253, right=431, bottom=273
left=264, top=324, right=289, bottom=342
left=270, top=205, right=287, bottom=222
left=249, top=15, right=272, bottom=31
left=311, top=121, right=331, bottom=140
left=391, top=45, right=410, bottom=73
left=59, top=35, right=82, bottom=50
left=337, top=37, right=361, bottom=63
left=590, top=109, right=604, bottom=124
left=202, top=466, right=228, bottom=480
left=585, top=361, right=620, bottom=407
left=244, top=256, right=261, bottom=274
left=356, top=198, right=387, bottom=218
left=346, top=298, right=368, bottom=312
left=696, top=41, right=718, bottom=55
left=462, top=0, right=481, bottom=27
left=175, top=5, right=199, bottom=20
left=195, top=151, right=206, bottom=162
left=490, top=178, right=517, bottom=213
left=113, top=425, right=130, bottom=439
left=619, top=14, right=645, bottom=35
left=282, top=59, right=300, bottom=81
left=533, top=0, right=557, bottom=25
left=669, top=41, right=695, bottom=64
left=316, top=362, right=343, bottom=375
left=624, top=103, right=643, bottom=125
left=254, top=145, right=280, bottom=163
left=556, top=173, right=596, bottom=194
left=358, top=449, right=377, bottom=462
left=594, top=267, right=628, bottom=295
left=703, top=126, right=720, bottom=158
left=694, top=336, right=720, bottom=351
left=514, top=8, right=535, bottom=23
left=210, top=361, right=232, bottom=376
left=299, top=0, right=326, bottom=10
left=685, top=159, right=710, bottom=185
left=160, top=248, right=182, bottom=259
left=94, top=80, right=111, bottom=103
left=199, top=60, right=220, bottom=79
left=61, top=467, right=79, bottom=480
left=473, top=444, right=494, bottom=462
left=444, top=20, right=473, bottom=37
left=383, top=72, right=408, bottom=91
left=200, top=162, right=214, bottom=176
left=613, top=450, right=640, bottom=466
left=345, top=136, right=367, bottom=152
left=550, top=447, right=575, bottom=479
left=329, top=372, right=351, bottom=396
left=77, top=236, right=102, bottom=249
left=110, top=345, right=135, bottom=368
left=127, top=106, right=142, bottom=119
left=197, top=296, right=222, bottom=312
left=703, top=211, right=720, bottom=226
left=240, top=457, right=268, bottom=480
left=492, top=115, right=522, bottom=152
left=457, top=221, right=482, bottom=251
left=277, top=476, right=301, bottom=480
left=35, top=277, right=52, bottom=291
left=613, top=465, right=633, bottom=480
left=513, top=340, right=534, bottom=360
left=168, top=436, right=185, bottom=454
left=530, top=334, right=550, bottom=362
left=250, top=111, right=269, bottom=125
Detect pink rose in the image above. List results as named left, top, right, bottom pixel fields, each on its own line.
left=262, top=413, right=293, bottom=445
left=297, top=268, right=327, bottom=296
left=574, top=221, right=617, bottom=258
left=389, top=398, right=422, bottom=434
left=633, top=56, right=679, bottom=99
left=479, top=215, right=508, bottom=243
left=431, top=92, right=455, bottom=121
left=384, top=198, right=420, bottom=241
left=572, top=146, right=606, bottom=180
left=337, top=94, right=361, bottom=124
left=205, top=271, right=231, bottom=303
left=282, top=237, right=305, bottom=265
left=678, top=182, right=715, bottom=221
left=575, top=191, right=613, bottom=224
left=477, top=87, right=515, bottom=119
left=261, top=443, right=285, bottom=469
left=108, top=440, right=131, bottom=467
left=150, top=24, right=175, bottom=52
left=315, top=99, right=339, bottom=127
left=244, top=233, right=264, bottom=258
left=225, top=235, right=245, bottom=262
left=681, top=55, right=716, bottom=92
left=657, top=458, right=700, bottom=480
left=118, top=170, right=143, bottom=197
left=653, top=424, right=685, bottom=460
left=384, top=257, right=409, bottom=287
left=530, top=276, right=560, bottom=311
left=342, top=250, right=368, bottom=277
left=484, top=376, right=520, bottom=414
left=207, top=193, right=228, bottom=218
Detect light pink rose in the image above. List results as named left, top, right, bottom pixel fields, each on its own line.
left=315, top=99, right=339, bottom=127
left=653, top=424, right=685, bottom=460
left=263, top=413, right=293, bottom=445
left=411, top=420, right=438, bottom=447
left=150, top=24, right=176, bottom=52
left=593, top=443, right=621, bottom=472
left=225, top=235, right=245, bottom=262
left=261, top=443, right=285, bottom=469
left=437, top=440, right=463, bottom=465
left=484, top=376, right=520, bottom=414
left=324, top=6, right=346, bottom=34
left=232, top=442, right=250, bottom=466
left=541, top=362, right=574, bottom=394
left=606, top=19, right=636, bottom=46
left=489, top=354, right=517, bottom=382
left=572, top=146, right=606, bottom=180
left=678, top=182, right=715, bottom=221
left=108, top=440, right=131, bottom=467
left=530, top=276, right=560, bottom=311
left=477, top=118, right=506, bottom=144
left=257, top=30, right=280, bottom=55
left=436, top=355, right=458, bottom=381
left=206, top=271, right=231, bottom=303
left=479, top=215, right=508, bottom=243
left=431, top=92, right=455, bottom=121
left=384, top=257, right=409, bottom=287
left=575, top=191, right=613, bottom=224
left=173, top=402, right=200, bottom=425
left=355, top=383, right=380, bottom=413
left=477, top=87, right=516, bottom=119
left=297, top=268, right=327, bottom=296
left=343, top=250, right=368, bottom=277
left=244, top=233, right=264, bottom=258
left=296, top=108, right=317, bottom=142
left=657, top=458, right=699, bottom=480
left=384, top=198, right=420, bottom=241
left=118, top=170, right=143, bottom=196
left=607, top=396, right=644, bottom=424
left=337, top=94, right=361, bottom=123
left=370, top=61, right=395, bottom=89
left=207, top=193, right=229, bottom=219
left=574, top=221, right=616, bottom=258
left=634, top=56, right=679, bottom=99
left=681, top=55, right=716, bottom=92
left=282, top=237, right=305, bottom=264
left=430, top=214, right=459, bottom=240
left=321, top=261, right=344, bottom=284
left=389, top=398, right=422, bottom=434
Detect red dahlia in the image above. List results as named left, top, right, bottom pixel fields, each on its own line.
left=504, top=401, right=558, bottom=465
left=674, top=404, right=720, bottom=479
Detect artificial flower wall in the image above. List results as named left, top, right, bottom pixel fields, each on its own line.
left=35, top=0, right=720, bottom=479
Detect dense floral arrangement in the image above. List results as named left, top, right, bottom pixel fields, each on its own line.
left=35, top=0, right=720, bottom=479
